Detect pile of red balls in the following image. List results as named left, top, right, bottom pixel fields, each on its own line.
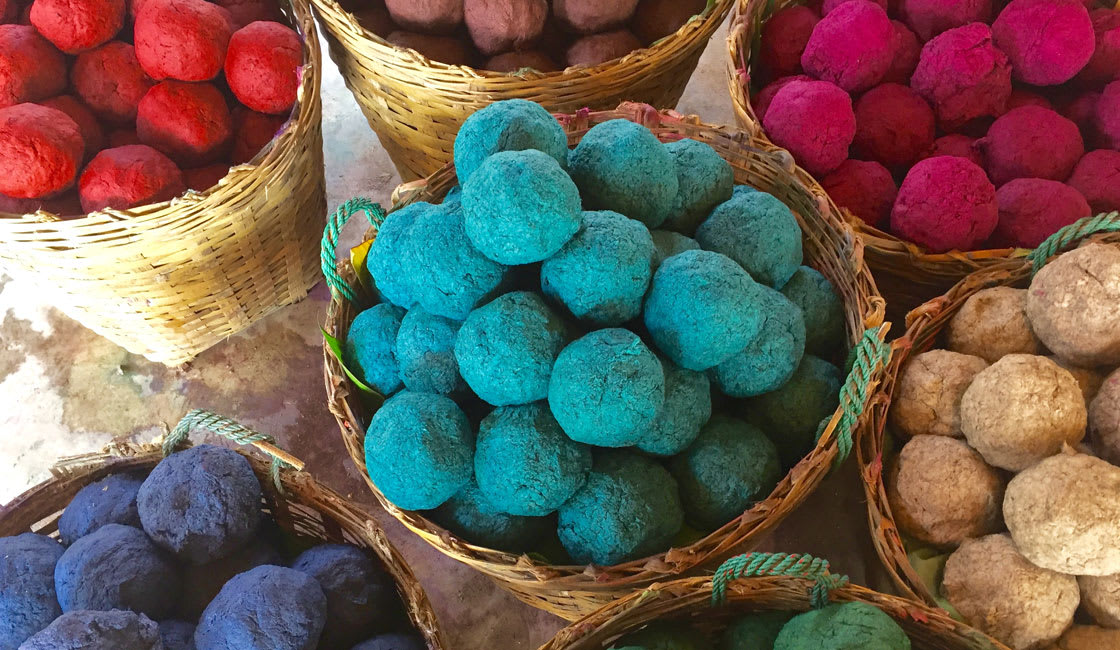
left=753, top=0, right=1119, bottom=252
left=0, top=0, right=302, bottom=216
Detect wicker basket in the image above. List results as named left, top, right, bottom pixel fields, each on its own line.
left=310, top=0, right=734, bottom=182
left=320, top=103, right=890, bottom=621
left=0, top=0, right=326, bottom=367
left=540, top=552, right=1008, bottom=650
left=857, top=212, right=1120, bottom=607
left=0, top=409, right=447, bottom=650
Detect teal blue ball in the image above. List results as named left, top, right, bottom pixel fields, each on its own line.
left=453, top=99, right=568, bottom=183
left=661, top=138, right=734, bottom=235
left=711, top=286, right=806, bottom=398
left=720, top=612, right=794, bottom=650
left=636, top=358, right=711, bottom=457
left=650, top=230, right=700, bottom=270
left=781, top=266, right=845, bottom=357
left=748, top=355, right=841, bottom=467
left=430, top=480, right=551, bottom=552
left=344, top=303, right=406, bottom=396
left=774, top=602, right=911, bottom=650
left=366, top=202, right=433, bottom=309
left=616, top=622, right=711, bottom=650
left=395, top=308, right=464, bottom=395
left=696, top=191, right=803, bottom=289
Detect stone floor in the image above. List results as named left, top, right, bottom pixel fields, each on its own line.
left=0, top=19, right=889, bottom=649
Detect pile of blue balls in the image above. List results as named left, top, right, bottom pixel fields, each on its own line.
left=349, top=99, right=847, bottom=567
left=0, top=444, right=426, bottom=650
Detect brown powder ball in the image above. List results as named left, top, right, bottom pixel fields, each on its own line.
left=0, top=25, right=68, bottom=108
left=1005, top=452, right=1120, bottom=576
left=384, top=0, right=462, bottom=35
left=463, top=0, right=547, bottom=56
left=960, top=354, right=1086, bottom=471
left=947, top=286, right=1042, bottom=363
left=1046, top=626, right=1120, bottom=650
left=554, top=0, right=638, bottom=34
left=887, top=435, right=1005, bottom=546
left=890, top=349, right=988, bottom=438
left=943, top=534, right=1079, bottom=650
left=565, top=30, right=641, bottom=67
left=631, top=0, right=707, bottom=45
left=1027, top=243, right=1120, bottom=367
left=386, top=31, right=476, bottom=65
left=1090, top=367, right=1120, bottom=465
left=1050, top=356, right=1104, bottom=405
left=484, top=50, right=558, bottom=72
left=350, top=2, right=395, bottom=35
left=1078, top=574, right=1120, bottom=628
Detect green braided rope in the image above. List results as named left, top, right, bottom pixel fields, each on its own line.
left=163, top=409, right=295, bottom=493
left=830, top=328, right=890, bottom=467
left=712, top=553, right=849, bottom=609
left=1028, top=212, right=1120, bottom=276
left=320, top=197, right=385, bottom=303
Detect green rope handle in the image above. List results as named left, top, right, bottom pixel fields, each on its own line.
left=830, top=327, right=890, bottom=467
left=163, top=409, right=297, bottom=493
left=321, top=197, right=385, bottom=303
left=712, top=553, right=849, bottom=609
left=1028, top=212, right=1120, bottom=275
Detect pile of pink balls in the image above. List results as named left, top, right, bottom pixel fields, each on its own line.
left=753, top=0, right=1119, bottom=252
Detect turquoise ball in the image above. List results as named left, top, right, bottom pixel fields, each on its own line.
left=696, top=191, right=803, bottom=289
left=774, top=602, right=911, bottom=650
left=366, top=202, right=432, bottom=309
left=781, top=266, right=845, bottom=357
left=661, top=138, right=734, bottom=235
left=429, top=481, right=550, bottom=552
left=748, top=355, right=841, bottom=467
left=710, top=286, right=806, bottom=398
left=395, top=308, right=463, bottom=395
left=650, top=230, right=700, bottom=270
left=453, top=99, right=568, bottom=184
left=636, top=358, right=711, bottom=457
left=344, top=303, right=406, bottom=396
left=720, top=612, right=795, bottom=650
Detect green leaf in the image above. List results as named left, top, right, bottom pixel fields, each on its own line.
left=349, top=239, right=375, bottom=294
left=907, top=545, right=963, bottom=621
left=322, top=327, right=377, bottom=396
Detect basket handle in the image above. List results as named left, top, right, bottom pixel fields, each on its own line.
left=1028, top=211, right=1120, bottom=276
left=321, top=197, right=385, bottom=303
left=162, top=409, right=305, bottom=492
left=829, top=326, right=891, bottom=467
left=711, top=552, right=849, bottom=609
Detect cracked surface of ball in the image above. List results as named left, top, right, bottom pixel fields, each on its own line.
left=747, top=355, right=840, bottom=467
left=0, top=103, right=83, bottom=199
left=780, top=265, right=843, bottom=357
left=0, top=533, right=63, bottom=649
left=890, top=156, right=997, bottom=253
left=696, top=190, right=803, bottom=289
left=0, top=25, right=67, bottom=108
left=911, top=23, right=1011, bottom=129
left=711, top=286, right=805, bottom=398
left=344, top=303, right=405, bottom=396
left=801, top=0, right=893, bottom=93
left=58, top=473, right=143, bottom=545
left=891, top=349, right=987, bottom=438
left=224, top=21, right=301, bottom=115
left=430, top=480, right=550, bottom=551
left=762, top=79, right=855, bottom=176
left=79, top=145, right=186, bottom=212
left=40, top=95, right=105, bottom=160
left=177, top=535, right=280, bottom=620
left=395, top=309, right=464, bottom=395
left=134, top=0, right=234, bottom=81
left=650, top=230, right=700, bottom=269
left=820, top=159, right=897, bottom=228
left=1091, top=368, right=1120, bottom=465
left=292, top=544, right=398, bottom=648
left=30, top=0, right=124, bottom=54
left=453, top=99, right=567, bottom=184
left=1068, top=149, right=1120, bottom=214
left=900, top=0, right=991, bottom=40
left=759, top=6, right=819, bottom=79
left=195, top=565, right=327, bottom=650
left=774, top=602, right=911, bottom=650
left=946, top=287, right=1041, bottom=362
left=72, top=42, right=153, bottom=124
left=20, top=609, right=162, bottom=650
left=661, top=138, right=734, bottom=235
left=636, top=357, right=710, bottom=456
left=992, top=0, right=1094, bottom=86
left=980, top=106, right=1084, bottom=186
left=853, top=83, right=935, bottom=169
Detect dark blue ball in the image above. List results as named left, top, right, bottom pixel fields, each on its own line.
left=158, top=620, right=195, bottom=650
left=0, top=533, right=63, bottom=649
left=291, top=544, right=399, bottom=648
left=177, top=536, right=282, bottom=620
left=345, top=303, right=407, bottom=396
left=19, top=609, right=162, bottom=650
left=194, top=565, right=327, bottom=650
left=58, top=473, right=143, bottom=545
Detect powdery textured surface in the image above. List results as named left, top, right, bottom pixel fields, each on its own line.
left=758, top=5, right=819, bottom=79
left=136, top=81, right=232, bottom=166
left=821, top=159, right=897, bottom=228
left=1079, top=573, right=1120, bottom=628
left=891, top=155, right=997, bottom=252
left=464, top=0, right=547, bottom=55
left=890, top=349, right=987, bottom=438
left=224, top=21, right=301, bottom=114
left=763, top=79, right=855, bottom=176
left=40, top=95, right=105, bottom=159
left=452, top=99, right=567, bottom=183
left=384, top=0, right=463, bottom=34
left=661, top=138, right=734, bottom=235
left=177, top=536, right=281, bottom=620
left=395, top=309, right=464, bottom=395
left=711, top=286, right=805, bottom=398
left=1067, top=149, right=1120, bottom=214
left=947, top=287, right=1042, bottom=362
left=780, top=265, right=843, bottom=357
left=911, top=23, right=1011, bottom=129
left=30, top=0, right=125, bottom=54
left=78, top=145, right=185, bottom=212
left=565, top=30, right=642, bottom=67
left=853, top=83, right=935, bottom=169
left=800, top=0, right=893, bottom=93
left=696, top=190, right=803, bottom=289
left=344, top=303, right=405, bottom=396
left=900, top=0, right=992, bottom=40
left=650, top=230, right=700, bottom=269
left=366, top=202, right=431, bottom=310
left=72, top=42, right=153, bottom=124
left=1075, top=9, right=1120, bottom=86
left=0, top=533, right=63, bottom=649
left=429, top=480, right=550, bottom=551
left=0, top=103, right=84, bottom=199
left=752, top=75, right=811, bottom=123
left=194, top=565, right=327, bottom=650
left=553, top=0, right=637, bottom=33
left=991, top=178, right=1090, bottom=248
left=637, top=357, right=710, bottom=456
left=884, top=20, right=920, bottom=83
left=774, top=602, right=910, bottom=650
left=57, top=473, right=143, bottom=545
left=20, top=609, right=162, bottom=650
left=291, top=544, right=399, bottom=648
left=747, top=354, right=840, bottom=467
left=980, top=106, right=1084, bottom=186
left=924, top=134, right=982, bottom=166
left=1091, top=368, right=1120, bottom=465
left=0, top=25, right=67, bottom=107
left=134, top=0, right=234, bottom=81
left=992, top=0, right=1094, bottom=86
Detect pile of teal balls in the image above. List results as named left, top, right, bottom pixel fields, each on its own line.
left=352, top=99, right=848, bottom=566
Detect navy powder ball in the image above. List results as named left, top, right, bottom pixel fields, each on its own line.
left=650, top=230, right=700, bottom=270
left=177, top=536, right=282, bottom=620
left=291, top=544, right=398, bottom=648
left=194, top=565, right=327, bottom=650
left=0, top=533, right=63, bottom=649
left=781, top=265, right=845, bottom=357
left=364, top=391, right=474, bottom=510
left=158, top=620, right=195, bottom=650
left=455, top=291, right=568, bottom=406
left=661, top=138, right=734, bottom=235
left=352, top=633, right=427, bottom=650
left=345, top=303, right=406, bottom=396
left=635, top=358, right=711, bottom=457
left=137, top=443, right=263, bottom=565
left=57, top=473, right=143, bottom=545
left=548, top=328, right=665, bottom=448
left=366, top=202, right=432, bottom=309
left=453, top=99, right=569, bottom=183
left=748, top=355, right=841, bottom=467
left=696, top=190, right=803, bottom=289
left=474, top=402, right=592, bottom=516
left=711, top=286, right=806, bottom=398
left=557, top=450, right=683, bottom=565
left=540, top=210, right=655, bottom=326
left=395, top=308, right=464, bottom=395
left=19, top=609, right=162, bottom=650
left=462, top=149, right=582, bottom=265
left=429, top=480, right=550, bottom=551
left=568, top=119, right=679, bottom=228
left=643, top=249, right=766, bottom=371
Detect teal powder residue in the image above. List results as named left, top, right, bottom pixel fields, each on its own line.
left=454, top=291, right=569, bottom=406
left=366, top=202, right=434, bottom=309
left=720, top=611, right=795, bottom=650
left=557, top=450, right=683, bottom=566
left=568, top=119, right=679, bottom=228
left=643, top=249, right=766, bottom=371
left=462, top=149, right=583, bottom=265
left=780, top=266, right=845, bottom=357
left=774, top=602, right=911, bottom=650
left=650, top=230, right=701, bottom=270
left=615, top=622, right=712, bottom=650
left=636, top=357, right=711, bottom=457
left=453, top=99, right=569, bottom=184
left=548, top=328, right=665, bottom=448
left=394, top=308, right=464, bottom=395
left=364, top=391, right=474, bottom=510
left=428, top=480, right=551, bottom=552
left=711, top=286, right=806, bottom=398
left=696, top=191, right=804, bottom=289
left=344, top=303, right=406, bottom=396
left=540, top=210, right=655, bottom=326
left=670, top=415, right=781, bottom=530
left=747, top=355, right=841, bottom=468
left=474, top=402, right=592, bottom=516
left=661, top=138, right=734, bottom=235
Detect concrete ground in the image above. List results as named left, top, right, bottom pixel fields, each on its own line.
left=0, top=19, right=888, bottom=649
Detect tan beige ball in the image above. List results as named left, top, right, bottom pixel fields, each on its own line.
left=1045, top=625, right=1120, bottom=650
left=1078, top=573, right=1120, bottom=629
left=1050, top=356, right=1105, bottom=405
left=947, top=287, right=1043, bottom=363
left=1090, top=367, right=1120, bottom=465
left=890, top=349, right=987, bottom=438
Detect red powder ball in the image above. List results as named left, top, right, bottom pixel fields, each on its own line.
left=899, top=0, right=992, bottom=41
left=1068, top=149, right=1120, bottom=213
left=484, top=50, right=558, bottom=72
left=0, top=25, right=67, bottom=108
left=1094, top=80, right=1120, bottom=149
left=630, top=0, right=707, bottom=44
left=989, top=178, right=1091, bottom=247
left=821, top=159, right=898, bottom=227
left=759, top=6, right=819, bottom=79
left=224, top=21, right=301, bottom=115
left=0, top=104, right=84, bottom=198
left=136, top=81, right=232, bottom=165
left=79, top=144, right=185, bottom=212
left=891, top=156, right=998, bottom=252
left=763, top=78, right=856, bottom=176
left=853, top=83, right=936, bottom=169
left=182, top=163, right=228, bottom=191
left=822, top=0, right=887, bottom=14
left=211, top=0, right=282, bottom=28
left=134, top=0, right=234, bottom=81
left=0, top=0, right=15, bottom=21
left=39, top=95, right=105, bottom=159
left=753, top=74, right=811, bottom=122
left=29, top=0, right=125, bottom=54
left=1074, top=9, right=1120, bottom=87
left=884, top=20, right=921, bottom=84
left=107, top=128, right=141, bottom=147
left=1056, top=89, right=1100, bottom=138
left=71, top=42, right=154, bottom=124
left=1007, top=88, right=1053, bottom=110
left=911, top=23, right=1012, bottom=129
left=231, top=107, right=284, bottom=164
left=992, top=0, right=1094, bottom=86
left=979, top=106, right=1084, bottom=185
left=801, top=0, right=894, bottom=93
left=386, top=31, right=476, bottom=65
left=924, top=134, right=984, bottom=166
left=565, top=30, right=642, bottom=67
left=0, top=191, right=83, bottom=215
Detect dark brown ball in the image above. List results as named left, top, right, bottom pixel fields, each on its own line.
left=484, top=50, right=558, bottom=72
left=384, top=0, right=462, bottom=35
left=565, top=29, right=641, bottom=66
left=464, top=0, right=547, bottom=55
left=631, top=0, right=706, bottom=44
left=554, top=0, right=638, bottom=33
left=387, top=30, right=476, bottom=65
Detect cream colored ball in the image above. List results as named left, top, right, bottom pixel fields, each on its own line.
left=1078, top=573, right=1120, bottom=629
left=1090, top=367, right=1120, bottom=465
left=1050, top=356, right=1105, bottom=405
left=890, top=350, right=987, bottom=438
left=948, top=287, right=1042, bottom=363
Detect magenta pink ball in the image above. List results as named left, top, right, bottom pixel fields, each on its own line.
left=1058, top=90, right=1101, bottom=136
left=883, top=20, right=921, bottom=84
left=924, top=134, right=983, bottom=166
left=759, top=6, right=819, bottom=79
left=900, top=0, right=992, bottom=41
left=891, top=155, right=997, bottom=252
left=992, top=0, right=1094, bottom=86
left=853, top=83, right=936, bottom=169
left=1075, top=9, right=1120, bottom=87
left=821, top=0, right=886, bottom=14
left=991, top=178, right=1091, bottom=247
left=762, top=78, right=856, bottom=176
left=979, top=106, right=1084, bottom=186
left=1007, top=89, right=1053, bottom=111
left=911, top=23, right=1011, bottom=129
left=822, top=159, right=897, bottom=227
left=801, top=0, right=893, bottom=93
left=1094, top=80, right=1120, bottom=149
left=753, top=75, right=811, bottom=122
left=1067, top=149, right=1120, bottom=213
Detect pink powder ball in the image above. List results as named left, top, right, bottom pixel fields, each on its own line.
left=821, top=159, right=898, bottom=226
left=1067, top=149, right=1120, bottom=213
left=992, top=0, right=1094, bottom=86
left=134, top=0, right=234, bottom=81
left=182, top=163, right=229, bottom=191
left=1056, top=89, right=1101, bottom=138
left=990, top=178, right=1091, bottom=247
left=900, top=0, right=992, bottom=41
left=231, top=107, right=285, bottom=164
left=762, top=78, right=856, bottom=176
left=29, top=0, right=125, bottom=54
left=0, top=103, right=84, bottom=198
left=39, top=95, right=105, bottom=160
left=553, top=0, right=638, bottom=34
left=853, top=83, right=936, bottom=168
left=801, top=0, right=894, bottom=93
left=911, top=23, right=1012, bottom=129
left=136, top=80, right=232, bottom=165
left=979, top=106, right=1084, bottom=185
left=753, top=75, right=811, bottom=122
left=1093, top=80, right=1120, bottom=149
left=78, top=144, right=185, bottom=212
left=884, top=20, right=921, bottom=84
left=891, top=155, right=997, bottom=251
left=71, top=41, right=154, bottom=124
left=924, top=134, right=984, bottom=166
left=0, top=25, right=68, bottom=108
left=1007, top=88, right=1053, bottom=110
left=759, top=6, right=819, bottom=79
left=822, top=0, right=887, bottom=14
left=1074, top=9, right=1120, bottom=87
left=224, top=21, right=302, bottom=115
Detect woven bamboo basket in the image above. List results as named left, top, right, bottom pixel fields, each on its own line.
left=310, top=0, right=734, bottom=182
left=0, top=409, right=446, bottom=650
left=540, top=552, right=1008, bottom=650
left=0, top=0, right=326, bottom=367
left=857, top=212, right=1120, bottom=607
left=320, top=103, right=891, bottom=621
